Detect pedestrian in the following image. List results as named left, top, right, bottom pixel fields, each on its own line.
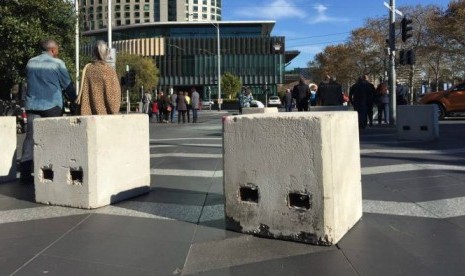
left=142, top=90, right=152, bottom=115
left=309, top=83, right=318, bottom=106
left=376, top=82, right=390, bottom=124
left=170, top=89, right=177, bottom=123
left=191, top=87, right=200, bottom=123
left=79, top=40, right=121, bottom=115
left=157, top=91, right=171, bottom=123
left=176, top=91, right=188, bottom=123
left=238, top=87, right=247, bottom=113
left=317, top=74, right=344, bottom=106
left=349, top=75, right=375, bottom=129
left=241, top=88, right=254, bottom=108
left=151, top=100, right=159, bottom=123
left=184, top=91, right=191, bottom=123
left=282, top=88, right=293, bottom=112
left=292, top=77, right=311, bottom=111
left=20, top=39, right=76, bottom=183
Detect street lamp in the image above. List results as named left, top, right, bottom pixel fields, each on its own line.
left=211, top=22, right=221, bottom=111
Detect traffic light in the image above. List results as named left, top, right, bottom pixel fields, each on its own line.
left=401, top=17, right=413, bottom=42
left=406, top=49, right=416, bottom=65
left=399, top=49, right=407, bottom=65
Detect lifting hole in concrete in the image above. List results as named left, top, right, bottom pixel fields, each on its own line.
left=289, top=193, right=311, bottom=210
left=70, top=168, right=83, bottom=184
left=240, top=186, right=259, bottom=203
left=420, top=125, right=428, bottom=131
left=402, top=126, right=411, bottom=131
left=42, top=168, right=54, bottom=181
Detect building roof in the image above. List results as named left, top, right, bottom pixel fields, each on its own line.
left=83, top=21, right=276, bottom=37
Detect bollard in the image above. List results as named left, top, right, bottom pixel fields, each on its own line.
left=397, top=105, right=439, bottom=141
left=241, top=107, right=278, bottom=114
left=0, top=117, right=16, bottom=182
left=33, top=114, right=150, bottom=209
left=223, top=112, right=362, bottom=245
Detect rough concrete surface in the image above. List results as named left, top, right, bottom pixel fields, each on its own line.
left=397, top=105, right=439, bottom=141
left=0, top=116, right=16, bottom=182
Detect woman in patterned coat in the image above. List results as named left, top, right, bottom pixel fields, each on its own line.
left=79, top=40, right=121, bottom=115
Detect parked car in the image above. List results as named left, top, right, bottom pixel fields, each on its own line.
left=201, top=99, right=214, bottom=110
left=267, top=96, right=282, bottom=107
left=419, top=82, right=465, bottom=119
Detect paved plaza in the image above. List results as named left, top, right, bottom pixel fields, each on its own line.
left=1, top=111, right=465, bottom=275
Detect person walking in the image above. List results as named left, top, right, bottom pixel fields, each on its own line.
left=184, top=91, right=191, bottom=123
left=349, top=75, right=375, bottom=129
left=170, top=90, right=177, bottom=123
left=176, top=91, right=188, bottom=123
left=20, top=39, right=76, bottom=183
left=282, top=88, right=293, bottom=112
left=142, top=91, right=152, bottom=115
left=309, top=83, right=318, bottom=106
left=78, top=40, right=121, bottom=115
left=396, top=81, right=409, bottom=105
left=292, top=77, right=311, bottom=111
left=376, top=82, right=390, bottom=124
left=317, top=74, right=344, bottom=106
left=191, top=87, right=200, bottom=123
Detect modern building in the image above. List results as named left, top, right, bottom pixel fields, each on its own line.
left=80, top=1, right=299, bottom=100
left=81, top=0, right=222, bottom=31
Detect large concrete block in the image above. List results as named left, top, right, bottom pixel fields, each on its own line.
left=223, top=112, right=362, bottom=245
left=0, top=117, right=16, bottom=182
left=34, top=114, right=150, bottom=209
left=241, top=107, right=278, bottom=114
left=397, top=105, right=439, bottom=141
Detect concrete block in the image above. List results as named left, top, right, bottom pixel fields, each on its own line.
left=242, top=107, right=278, bottom=114
left=310, top=106, right=349, bottom=111
left=397, top=105, right=439, bottom=141
left=34, top=114, right=150, bottom=209
left=0, top=117, right=16, bottom=182
left=223, top=112, right=362, bottom=245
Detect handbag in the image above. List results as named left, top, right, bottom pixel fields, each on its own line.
left=167, top=105, right=172, bottom=112
left=73, top=63, right=90, bottom=114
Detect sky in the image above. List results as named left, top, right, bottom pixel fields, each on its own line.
left=222, top=0, right=451, bottom=70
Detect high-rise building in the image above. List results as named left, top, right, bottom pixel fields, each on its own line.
left=81, top=0, right=222, bottom=31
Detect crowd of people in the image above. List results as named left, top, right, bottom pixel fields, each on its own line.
left=144, top=87, right=201, bottom=124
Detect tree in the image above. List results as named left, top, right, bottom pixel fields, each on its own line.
left=115, top=53, right=159, bottom=102
left=221, top=72, right=242, bottom=99
left=0, top=0, right=77, bottom=99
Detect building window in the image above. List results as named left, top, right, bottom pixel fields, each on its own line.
left=124, top=5, right=130, bottom=11
left=144, top=4, right=150, bottom=11
left=98, top=0, right=102, bottom=4
left=202, top=14, right=207, bottom=19
left=144, top=12, right=150, bottom=17
left=193, top=0, right=198, bottom=4
left=125, top=19, right=131, bottom=24
left=203, top=0, right=207, bottom=4
left=193, top=6, right=198, bottom=12
left=135, top=19, right=140, bottom=23
left=125, top=12, right=130, bottom=17
left=135, top=12, right=140, bottom=17
left=210, top=14, right=215, bottom=20
left=145, top=18, right=150, bottom=22
left=116, top=0, right=120, bottom=3
left=193, top=13, right=198, bottom=19
left=211, top=0, right=215, bottom=6
left=202, top=7, right=207, bottom=12
left=134, top=5, right=140, bottom=10
left=97, top=6, right=102, bottom=12
left=116, top=20, right=121, bottom=26
left=115, top=5, right=120, bottom=11
left=115, top=12, right=120, bottom=18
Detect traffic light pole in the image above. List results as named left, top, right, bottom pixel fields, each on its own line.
left=388, top=0, right=397, bottom=125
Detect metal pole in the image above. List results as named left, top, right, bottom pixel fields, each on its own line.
left=216, top=23, right=221, bottom=111
left=126, top=65, right=129, bottom=114
left=75, top=0, right=79, bottom=96
left=108, top=0, right=112, bottom=46
left=389, top=0, right=397, bottom=125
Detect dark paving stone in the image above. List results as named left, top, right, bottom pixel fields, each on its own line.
left=0, top=181, right=35, bottom=203
left=16, top=255, right=155, bottom=276
left=183, top=235, right=336, bottom=274
left=44, top=230, right=191, bottom=274
left=156, top=158, right=222, bottom=171
left=340, top=213, right=465, bottom=275
left=74, top=214, right=197, bottom=243
left=151, top=175, right=214, bottom=193
left=132, top=188, right=207, bottom=206
left=370, top=169, right=447, bottom=183
left=399, top=182, right=465, bottom=202
left=0, top=233, right=61, bottom=260
left=0, top=215, right=88, bottom=240
left=338, top=217, right=434, bottom=276
left=0, top=196, right=43, bottom=211
left=362, top=181, right=411, bottom=202
left=0, top=255, right=34, bottom=276
left=185, top=250, right=357, bottom=276
left=447, top=215, right=465, bottom=232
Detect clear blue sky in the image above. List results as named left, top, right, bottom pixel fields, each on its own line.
left=222, top=0, right=451, bottom=69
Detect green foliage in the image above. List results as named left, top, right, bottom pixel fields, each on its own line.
left=221, top=72, right=242, bottom=99
left=115, top=53, right=159, bottom=101
left=0, top=0, right=77, bottom=94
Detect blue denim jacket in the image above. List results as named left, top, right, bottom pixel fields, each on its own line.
left=25, top=52, right=73, bottom=111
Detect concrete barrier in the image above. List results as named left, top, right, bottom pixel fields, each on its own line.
left=310, top=106, right=349, bottom=111
left=33, top=114, right=150, bottom=209
left=223, top=112, right=362, bottom=245
left=241, top=107, right=278, bottom=114
left=397, top=105, right=439, bottom=141
left=0, top=117, right=16, bottom=183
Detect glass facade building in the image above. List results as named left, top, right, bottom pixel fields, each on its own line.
left=83, top=21, right=289, bottom=99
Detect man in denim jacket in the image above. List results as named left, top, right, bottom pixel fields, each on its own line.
left=20, top=39, right=75, bottom=183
